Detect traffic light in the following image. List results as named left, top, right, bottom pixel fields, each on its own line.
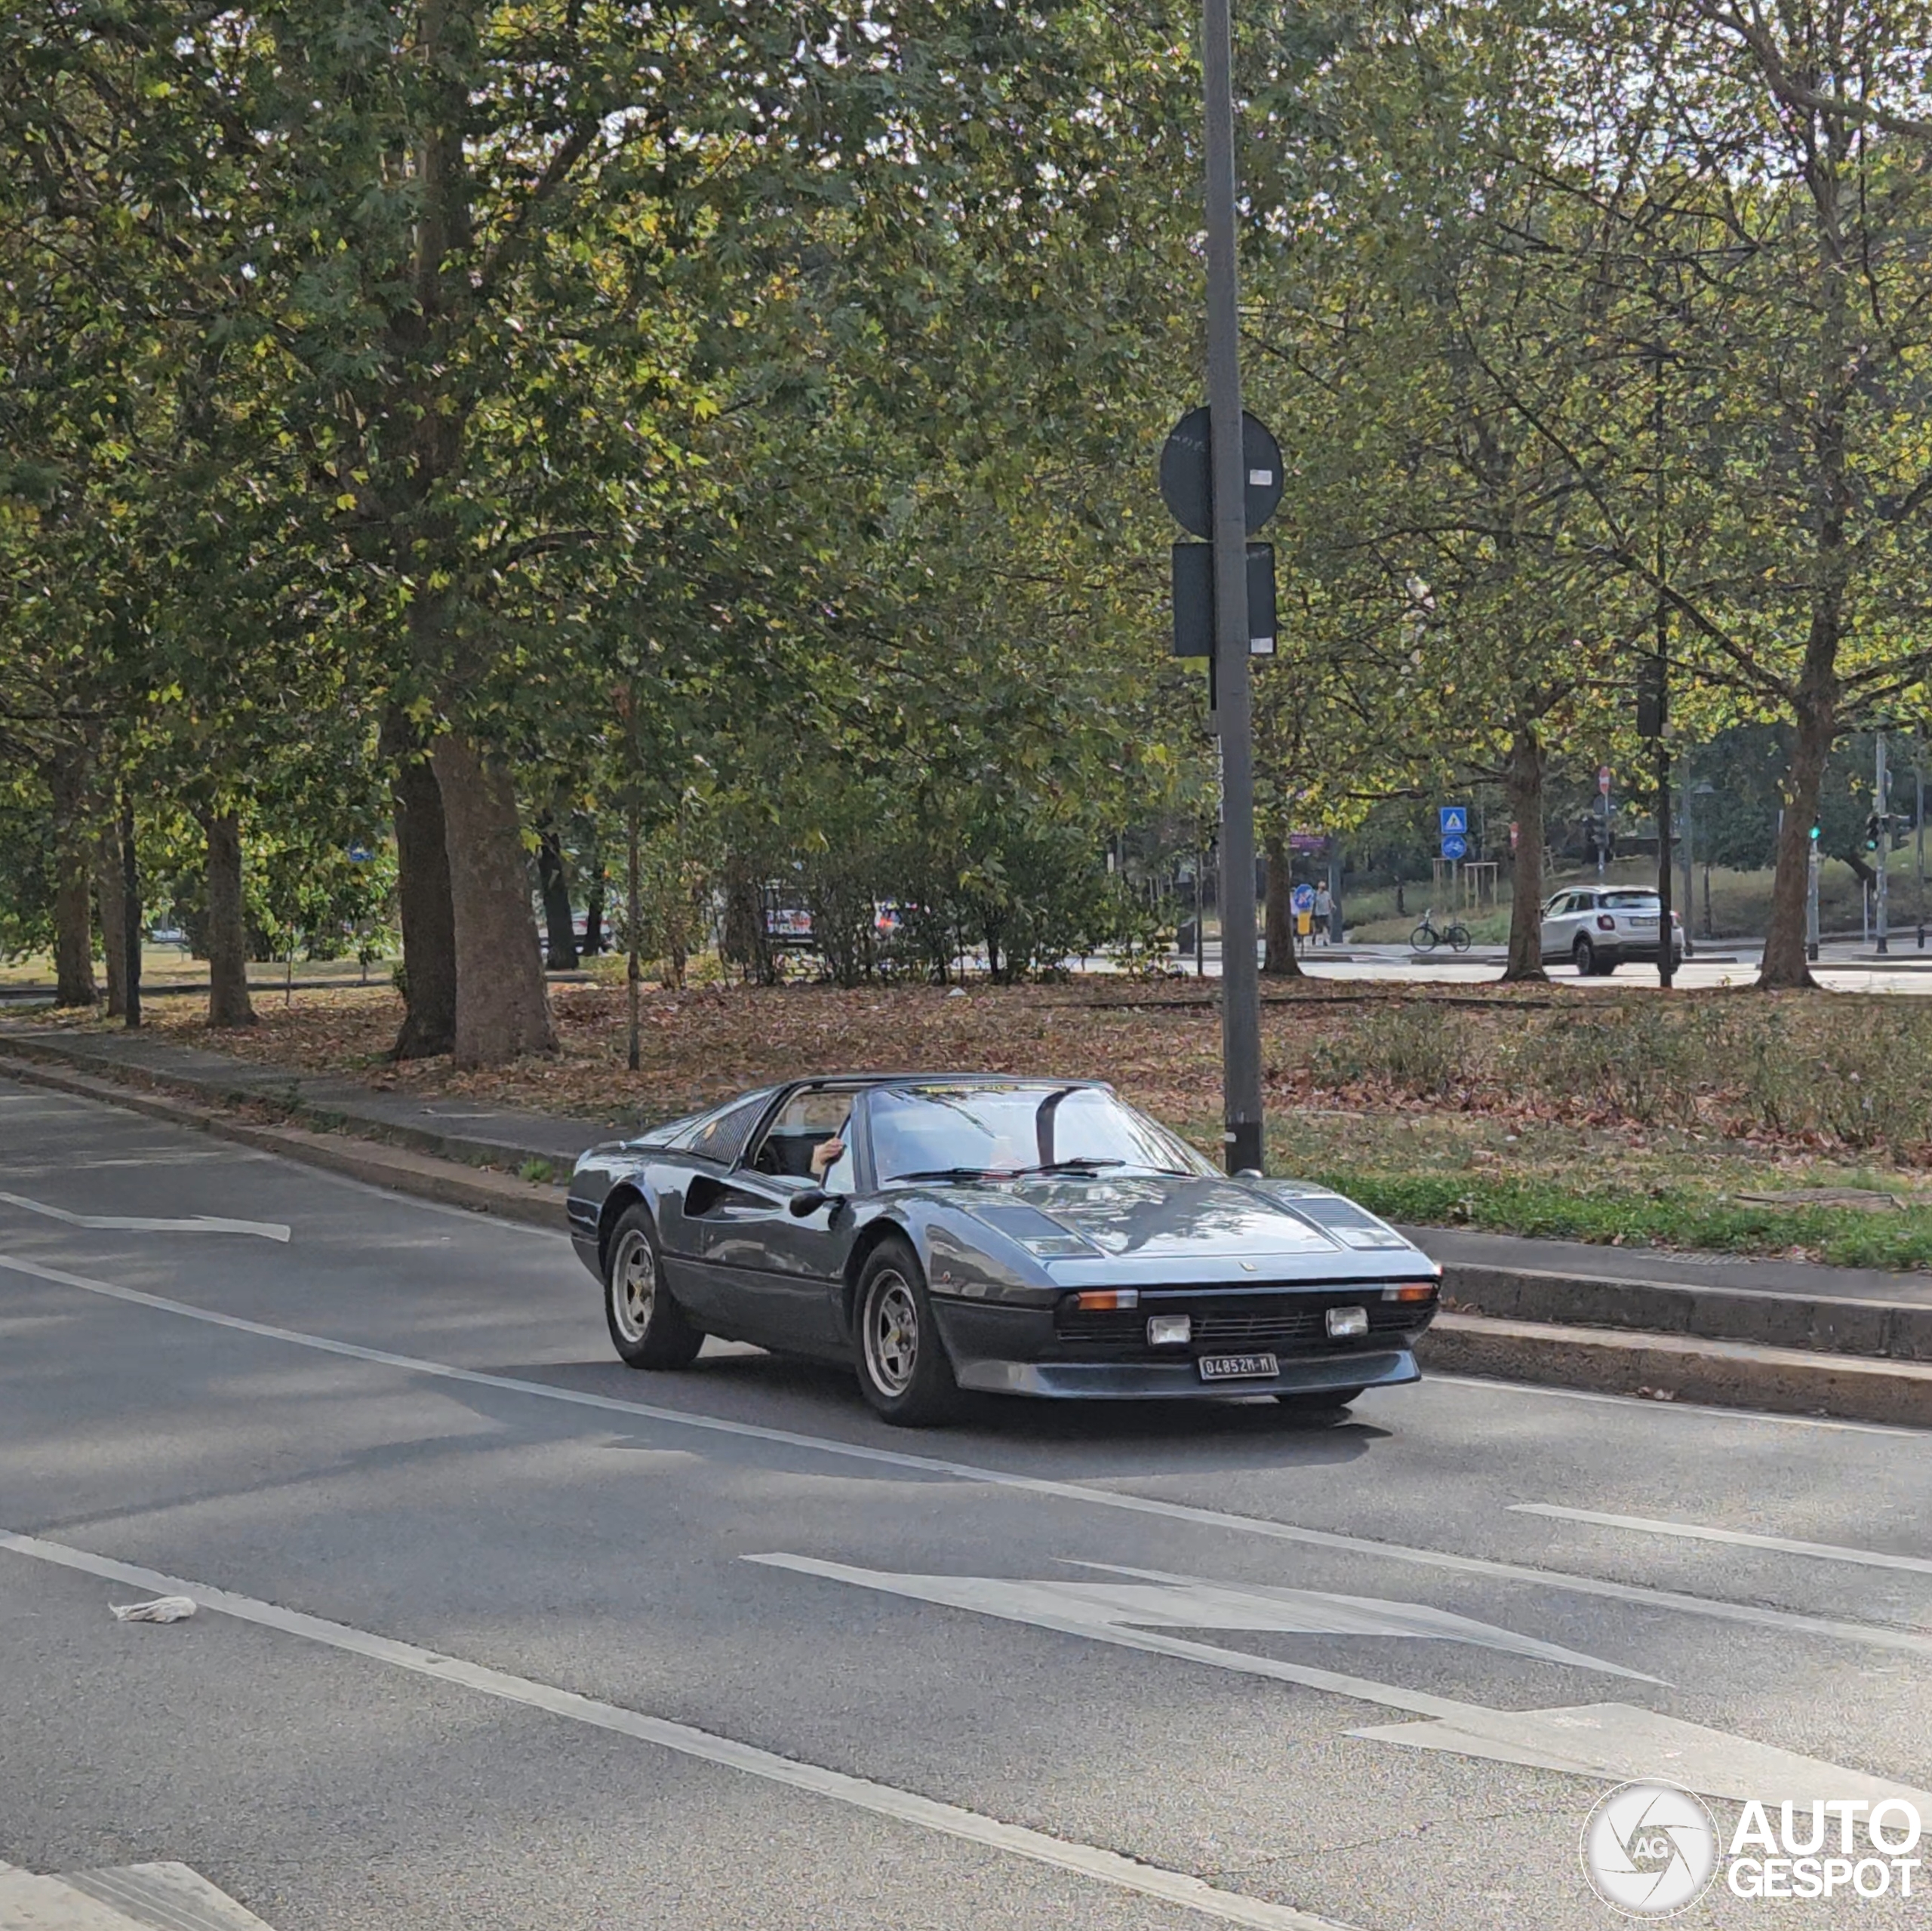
left=1808, top=823, right=1821, bottom=843
left=1865, top=813, right=1882, bottom=853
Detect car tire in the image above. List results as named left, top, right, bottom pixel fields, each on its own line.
left=1572, top=936, right=1596, bottom=976
left=603, top=1204, right=704, bottom=1370
left=1275, top=1388, right=1364, bottom=1413
left=854, top=1237, right=962, bottom=1427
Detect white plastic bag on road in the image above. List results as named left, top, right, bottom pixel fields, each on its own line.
left=110, top=1595, right=196, bottom=1623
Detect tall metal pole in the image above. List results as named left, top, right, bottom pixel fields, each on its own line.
left=1201, top=0, right=1263, bottom=1174
left=1678, top=755, right=1694, bottom=935
left=1915, top=738, right=1925, bottom=949
left=1875, top=730, right=1890, bottom=955
left=1651, top=319, right=1674, bottom=988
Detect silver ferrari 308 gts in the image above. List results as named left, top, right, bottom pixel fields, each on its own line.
left=568, top=1074, right=1441, bottom=1425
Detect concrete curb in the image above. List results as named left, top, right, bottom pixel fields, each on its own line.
left=1438, top=1262, right=1932, bottom=1363
left=1418, top=1313, right=1932, bottom=1428
left=0, top=1051, right=569, bottom=1232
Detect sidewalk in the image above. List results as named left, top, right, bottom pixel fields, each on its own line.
left=1, top=1021, right=1925, bottom=1422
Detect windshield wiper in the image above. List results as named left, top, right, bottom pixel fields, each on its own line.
left=1012, top=1158, right=1128, bottom=1175
left=888, top=1166, right=1008, bottom=1184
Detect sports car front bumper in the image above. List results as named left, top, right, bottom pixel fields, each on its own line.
left=932, top=1290, right=1431, bottom=1400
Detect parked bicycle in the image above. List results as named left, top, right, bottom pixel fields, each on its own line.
left=1410, top=912, right=1471, bottom=953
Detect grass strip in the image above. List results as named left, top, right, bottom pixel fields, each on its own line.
left=1309, top=1170, right=1932, bottom=1271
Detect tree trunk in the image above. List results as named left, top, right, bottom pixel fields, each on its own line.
left=1759, top=668, right=1835, bottom=989
left=48, top=749, right=97, bottom=1007
left=536, top=818, right=578, bottom=970
left=582, top=830, right=605, bottom=956
left=1261, top=835, right=1302, bottom=977
left=198, top=809, right=257, bottom=1027
left=97, top=826, right=128, bottom=1018
left=1500, top=727, right=1549, bottom=982
left=387, top=725, right=458, bottom=1059
left=430, top=731, right=556, bottom=1066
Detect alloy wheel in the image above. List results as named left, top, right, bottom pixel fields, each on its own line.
left=611, top=1230, right=655, bottom=1344
left=865, top=1272, right=919, bottom=1394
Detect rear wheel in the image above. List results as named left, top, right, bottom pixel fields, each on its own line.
left=854, top=1238, right=962, bottom=1427
left=1447, top=924, right=1471, bottom=952
left=604, top=1205, right=704, bottom=1370
left=1572, top=936, right=1597, bottom=976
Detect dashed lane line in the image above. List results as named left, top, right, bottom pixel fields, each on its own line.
left=1512, top=1503, right=1932, bottom=1577
left=6, top=1249, right=1931, bottom=1659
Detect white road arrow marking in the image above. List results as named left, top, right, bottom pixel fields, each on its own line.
left=752, top=1554, right=1660, bottom=1677
left=752, top=1554, right=1932, bottom=1808
left=0, top=1192, right=290, bottom=1242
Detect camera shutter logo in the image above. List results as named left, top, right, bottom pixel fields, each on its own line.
left=1580, top=1782, right=1721, bottom=1916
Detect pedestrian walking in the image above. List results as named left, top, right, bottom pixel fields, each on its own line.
left=1313, top=881, right=1332, bottom=945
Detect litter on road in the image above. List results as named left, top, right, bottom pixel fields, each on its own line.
left=109, top=1594, right=196, bottom=1623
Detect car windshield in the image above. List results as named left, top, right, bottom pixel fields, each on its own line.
left=870, top=1085, right=1213, bottom=1182
left=1601, top=892, right=1660, bottom=909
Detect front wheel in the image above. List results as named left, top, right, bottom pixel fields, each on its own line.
left=1410, top=923, right=1438, bottom=952
left=604, top=1205, right=704, bottom=1370
left=1447, top=924, right=1471, bottom=953
left=854, top=1238, right=962, bottom=1427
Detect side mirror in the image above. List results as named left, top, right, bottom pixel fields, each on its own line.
left=788, top=1187, right=830, bottom=1217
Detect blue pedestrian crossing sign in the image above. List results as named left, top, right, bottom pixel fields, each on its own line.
left=1440, top=834, right=1468, bottom=861
left=1438, top=806, right=1468, bottom=835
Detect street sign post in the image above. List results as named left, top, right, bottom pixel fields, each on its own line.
left=1160, top=408, right=1284, bottom=540
left=1440, top=835, right=1468, bottom=862
left=1169, top=0, right=1272, bottom=1177
left=1171, top=542, right=1277, bottom=666
left=1439, top=806, right=1468, bottom=863
left=1597, top=766, right=1612, bottom=879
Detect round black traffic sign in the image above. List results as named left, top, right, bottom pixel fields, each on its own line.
left=1159, top=407, right=1284, bottom=538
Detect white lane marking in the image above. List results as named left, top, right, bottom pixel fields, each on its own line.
left=8, top=1250, right=1932, bottom=1659
left=63, top=1861, right=275, bottom=1931
left=1350, top=1703, right=1932, bottom=1806
left=748, top=1554, right=1932, bottom=1806
left=1427, top=1373, right=1927, bottom=1440
left=0, top=1192, right=290, bottom=1243
left=0, top=1530, right=1349, bottom=1931
left=749, top=1554, right=1660, bottom=1682
left=1513, top=1503, right=1932, bottom=1578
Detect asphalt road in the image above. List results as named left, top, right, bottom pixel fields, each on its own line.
left=3, top=1077, right=1929, bottom=1931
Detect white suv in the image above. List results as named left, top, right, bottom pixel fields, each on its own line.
left=1540, top=888, right=1686, bottom=975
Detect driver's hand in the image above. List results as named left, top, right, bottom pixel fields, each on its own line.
left=810, top=1137, right=845, bottom=1179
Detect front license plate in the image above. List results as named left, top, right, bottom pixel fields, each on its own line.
left=1198, top=1352, right=1279, bottom=1381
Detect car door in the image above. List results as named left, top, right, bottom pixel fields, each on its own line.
left=688, top=1087, right=862, bottom=1357
left=1539, top=893, right=1576, bottom=962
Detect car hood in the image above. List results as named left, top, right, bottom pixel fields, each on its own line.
left=944, top=1172, right=1362, bottom=1259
